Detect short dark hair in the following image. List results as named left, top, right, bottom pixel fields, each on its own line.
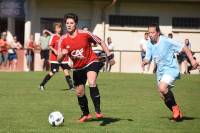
left=64, top=13, right=79, bottom=24
left=168, top=33, right=173, bottom=38
left=148, top=23, right=161, bottom=33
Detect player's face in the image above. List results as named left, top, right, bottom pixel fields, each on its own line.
left=185, top=39, right=189, bottom=45
left=148, top=27, right=160, bottom=43
left=66, top=18, right=76, bottom=33
left=14, top=36, right=17, bottom=42
left=55, top=26, right=62, bottom=34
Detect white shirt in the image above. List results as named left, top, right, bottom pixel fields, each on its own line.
left=140, top=39, right=148, bottom=52
left=107, top=43, right=114, bottom=53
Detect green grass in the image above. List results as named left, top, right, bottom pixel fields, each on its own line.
left=0, top=72, right=200, bottom=133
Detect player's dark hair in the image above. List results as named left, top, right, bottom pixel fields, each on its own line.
left=64, top=13, right=79, bottom=24
left=148, top=23, right=161, bottom=34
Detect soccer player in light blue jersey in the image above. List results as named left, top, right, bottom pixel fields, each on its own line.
left=142, top=23, right=199, bottom=121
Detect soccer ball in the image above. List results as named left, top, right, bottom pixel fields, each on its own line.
left=48, top=111, right=64, bottom=126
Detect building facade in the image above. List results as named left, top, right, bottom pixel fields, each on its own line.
left=1, top=0, right=200, bottom=72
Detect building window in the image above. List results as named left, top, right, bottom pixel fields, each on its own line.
left=172, top=17, right=200, bottom=29
left=40, top=18, right=91, bottom=33
left=109, top=15, right=159, bottom=27
left=40, top=18, right=63, bottom=33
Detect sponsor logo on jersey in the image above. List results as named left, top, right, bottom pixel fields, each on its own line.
left=71, top=48, right=85, bottom=59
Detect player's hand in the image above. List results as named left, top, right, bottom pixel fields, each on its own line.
left=57, top=53, right=63, bottom=62
left=109, top=59, right=115, bottom=66
left=141, top=59, right=149, bottom=67
left=62, top=49, right=68, bottom=55
left=141, top=61, right=145, bottom=68
left=107, top=54, right=115, bottom=66
left=191, top=59, right=199, bottom=69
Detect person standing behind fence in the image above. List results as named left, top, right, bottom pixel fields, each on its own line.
left=25, top=35, right=35, bottom=71
left=105, top=37, right=114, bottom=72
left=180, top=39, right=191, bottom=74
left=139, top=32, right=150, bottom=73
left=39, top=30, right=51, bottom=71
left=0, top=32, right=9, bottom=69
left=8, top=35, right=22, bottom=71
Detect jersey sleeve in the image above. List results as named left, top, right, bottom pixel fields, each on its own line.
left=48, top=35, right=55, bottom=47
left=144, top=41, right=152, bottom=62
left=60, top=35, right=68, bottom=54
left=168, top=38, right=184, bottom=53
left=87, top=32, right=102, bottom=44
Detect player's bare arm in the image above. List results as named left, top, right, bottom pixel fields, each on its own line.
left=142, top=58, right=149, bottom=67
left=182, top=46, right=199, bottom=69
left=44, top=29, right=53, bottom=36
left=49, top=46, right=58, bottom=55
left=99, top=40, right=115, bottom=65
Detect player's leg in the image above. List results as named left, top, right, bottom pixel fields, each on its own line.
left=60, top=63, right=74, bottom=90
left=8, top=54, right=12, bottom=70
left=39, top=63, right=58, bottom=90
left=159, top=75, right=182, bottom=120
left=87, top=62, right=104, bottom=118
left=158, top=88, right=172, bottom=111
left=0, top=53, right=3, bottom=68
left=74, top=69, right=91, bottom=122
left=3, top=53, right=8, bottom=67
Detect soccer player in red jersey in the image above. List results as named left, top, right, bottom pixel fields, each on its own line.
left=58, top=13, right=115, bottom=122
left=39, top=23, right=74, bottom=91
left=0, top=32, right=9, bottom=68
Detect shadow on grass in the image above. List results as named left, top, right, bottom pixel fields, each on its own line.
left=88, top=117, right=133, bottom=126
left=160, top=116, right=199, bottom=122
left=60, top=88, right=76, bottom=92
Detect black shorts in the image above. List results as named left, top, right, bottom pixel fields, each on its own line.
left=40, top=50, right=49, bottom=60
left=50, top=63, right=71, bottom=73
left=73, top=62, right=104, bottom=86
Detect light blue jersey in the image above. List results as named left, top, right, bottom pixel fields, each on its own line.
left=145, top=35, right=184, bottom=82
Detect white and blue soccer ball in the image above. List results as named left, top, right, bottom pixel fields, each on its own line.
left=48, top=111, right=64, bottom=126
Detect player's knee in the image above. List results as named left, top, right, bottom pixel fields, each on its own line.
left=63, top=70, right=69, bottom=75
left=88, top=80, right=96, bottom=87
left=49, top=71, right=55, bottom=76
left=76, top=87, right=85, bottom=97
left=159, top=87, right=168, bottom=94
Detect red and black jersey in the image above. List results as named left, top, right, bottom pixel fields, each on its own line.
left=60, top=30, right=102, bottom=69
left=49, top=34, right=68, bottom=64
left=0, top=39, right=8, bottom=54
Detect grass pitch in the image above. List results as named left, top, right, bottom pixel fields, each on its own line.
left=0, top=72, right=199, bottom=133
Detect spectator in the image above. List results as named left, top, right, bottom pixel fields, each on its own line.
left=25, top=34, right=35, bottom=71
left=0, top=32, right=9, bottom=68
left=105, top=37, right=114, bottom=72
left=8, top=35, right=22, bottom=71
left=180, top=39, right=191, bottom=74
left=39, top=30, right=51, bottom=71
left=139, top=32, right=150, bottom=73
